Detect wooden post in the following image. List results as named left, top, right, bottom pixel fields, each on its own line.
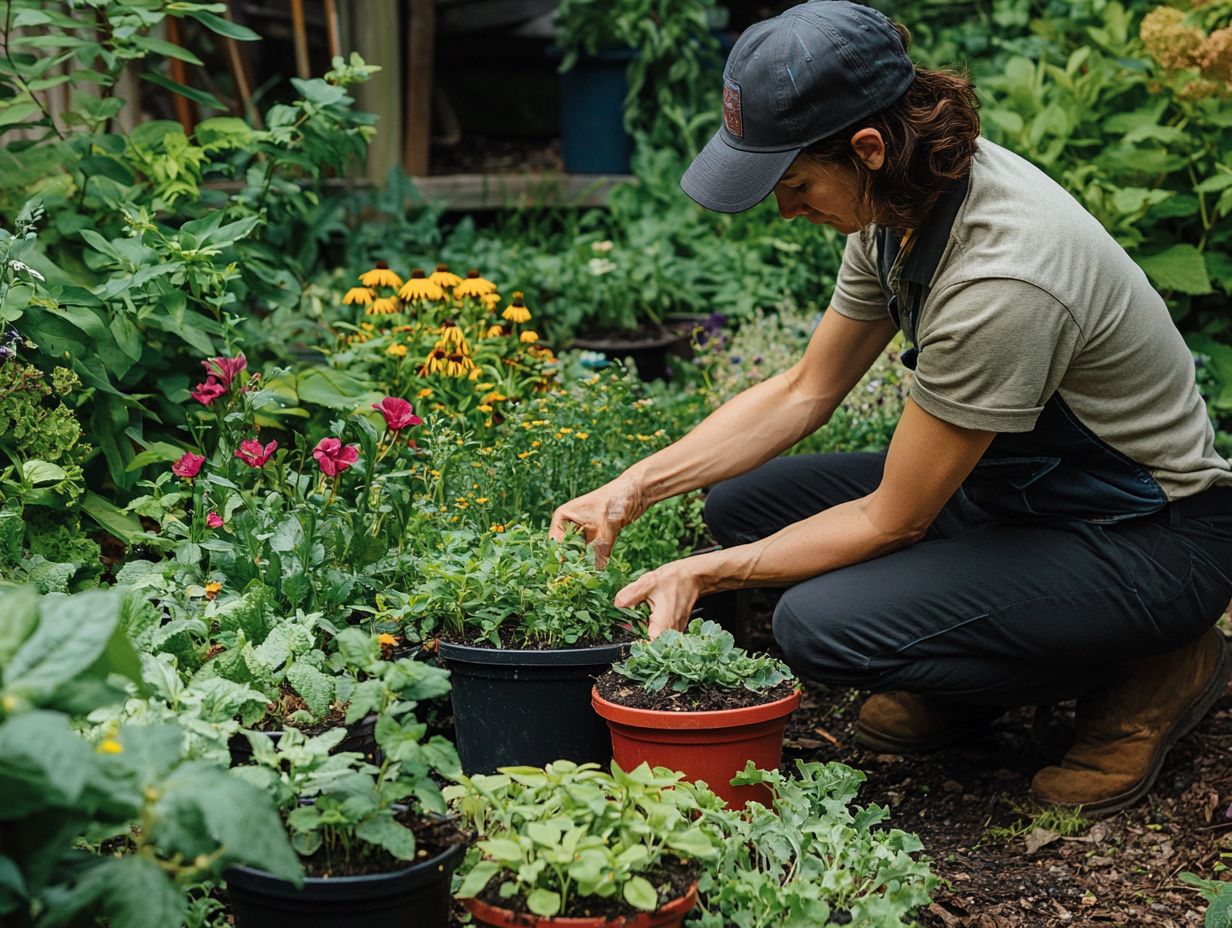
left=403, top=0, right=434, bottom=176
left=164, top=16, right=197, bottom=131
left=323, top=0, right=342, bottom=61
left=290, top=0, right=311, bottom=78
left=347, top=0, right=402, bottom=183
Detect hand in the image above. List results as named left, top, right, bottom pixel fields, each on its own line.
left=549, top=475, right=646, bottom=568
left=614, top=560, right=702, bottom=640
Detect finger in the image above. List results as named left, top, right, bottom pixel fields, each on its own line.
left=592, top=522, right=616, bottom=569
left=549, top=507, right=584, bottom=543
left=613, top=576, right=649, bottom=609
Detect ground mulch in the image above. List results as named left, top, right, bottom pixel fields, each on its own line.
left=741, top=596, right=1232, bottom=928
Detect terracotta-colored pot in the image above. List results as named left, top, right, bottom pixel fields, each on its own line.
left=463, top=882, right=697, bottom=928
left=592, top=688, right=801, bottom=808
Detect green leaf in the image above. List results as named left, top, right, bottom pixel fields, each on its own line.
left=40, top=855, right=185, bottom=928
left=188, top=10, right=261, bottom=40
left=125, top=443, right=190, bottom=472
left=285, top=662, right=334, bottom=717
left=81, top=492, right=143, bottom=543
left=140, top=71, right=224, bottom=109
left=22, top=461, right=67, bottom=485
left=0, top=854, right=27, bottom=914
left=0, top=712, right=95, bottom=818
left=1137, top=244, right=1212, bottom=295
left=623, top=875, right=658, bottom=911
left=129, top=34, right=204, bottom=66
left=456, top=860, right=500, bottom=897
left=0, top=102, right=41, bottom=128
left=295, top=367, right=378, bottom=410
left=527, top=887, right=562, bottom=917
left=479, top=838, right=525, bottom=863
left=355, top=816, right=418, bottom=860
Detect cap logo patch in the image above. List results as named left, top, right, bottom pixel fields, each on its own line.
left=722, top=82, right=743, bottom=139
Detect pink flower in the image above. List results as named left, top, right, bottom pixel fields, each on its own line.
left=313, top=437, right=359, bottom=477
left=202, top=354, right=247, bottom=389
left=172, top=452, right=205, bottom=479
left=206, top=511, right=224, bottom=528
left=372, top=397, right=424, bottom=432
left=190, top=376, right=227, bottom=407
left=235, top=438, right=278, bottom=468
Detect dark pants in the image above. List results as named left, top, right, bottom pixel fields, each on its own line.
left=703, top=453, right=1232, bottom=707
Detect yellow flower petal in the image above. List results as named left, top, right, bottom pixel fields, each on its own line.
left=360, top=264, right=403, bottom=289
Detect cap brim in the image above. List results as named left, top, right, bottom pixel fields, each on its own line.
left=680, top=129, right=799, bottom=213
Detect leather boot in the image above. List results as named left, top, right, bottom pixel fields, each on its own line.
left=1030, top=628, right=1231, bottom=816
left=854, top=691, right=1004, bottom=754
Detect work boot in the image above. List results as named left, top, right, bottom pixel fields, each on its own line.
left=854, top=691, right=1004, bottom=754
left=1030, top=628, right=1231, bottom=816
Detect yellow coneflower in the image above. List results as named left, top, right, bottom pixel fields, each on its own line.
left=454, top=270, right=497, bottom=299
left=439, top=321, right=465, bottom=346
left=478, top=404, right=493, bottom=413
left=519, top=330, right=539, bottom=344
left=502, top=292, right=532, bottom=324
left=481, top=291, right=501, bottom=310
left=360, top=261, right=403, bottom=289
left=392, top=324, right=416, bottom=334
left=481, top=391, right=507, bottom=405
left=417, top=387, right=433, bottom=399
left=367, top=296, right=400, bottom=316
left=204, top=580, right=222, bottom=600
left=422, top=348, right=448, bottom=375
left=378, top=632, right=400, bottom=647
left=468, top=367, right=482, bottom=380
left=399, top=268, right=445, bottom=302
left=485, top=324, right=506, bottom=338
left=344, top=286, right=375, bottom=306
left=428, top=264, right=463, bottom=289
left=386, top=343, right=408, bottom=358
left=444, top=352, right=475, bottom=377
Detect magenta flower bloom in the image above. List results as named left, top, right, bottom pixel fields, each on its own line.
left=313, top=437, right=359, bottom=477
left=202, top=353, right=247, bottom=389
left=372, top=397, right=424, bottom=432
left=235, top=438, right=278, bottom=468
left=206, top=511, right=224, bottom=528
left=190, top=376, right=227, bottom=407
left=172, top=452, right=205, bottom=480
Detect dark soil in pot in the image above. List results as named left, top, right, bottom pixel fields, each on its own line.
left=228, top=705, right=379, bottom=766
left=594, top=673, right=796, bottom=713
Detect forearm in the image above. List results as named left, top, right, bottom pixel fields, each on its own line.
left=624, top=371, right=840, bottom=506
left=688, top=496, right=918, bottom=594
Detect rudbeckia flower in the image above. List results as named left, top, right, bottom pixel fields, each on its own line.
left=427, top=264, right=462, bottom=289
left=235, top=438, right=278, bottom=468
left=171, top=452, right=205, bottom=479
left=480, top=391, right=507, bottom=405
left=360, top=262, right=402, bottom=289
left=343, top=287, right=375, bottom=306
left=422, top=348, right=448, bottom=375
left=481, top=292, right=501, bottom=310
left=485, top=324, right=506, bottom=338
left=454, top=270, right=496, bottom=299
left=313, top=437, right=360, bottom=476
left=204, top=580, right=223, bottom=600
left=520, top=330, right=539, bottom=344
left=387, top=344, right=408, bottom=358
left=444, top=352, right=475, bottom=377
left=399, top=269, right=445, bottom=302
left=502, top=292, right=532, bottom=324
left=372, top=397, right=424, bottom=431
left=367, top=296, right=400, bottom=316
left=190, top=376, right=227, bottom=406
left=439, top=321, right=465, bottom=345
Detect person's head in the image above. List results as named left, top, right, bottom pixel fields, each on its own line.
left=681, top=1, right=981, bottom=232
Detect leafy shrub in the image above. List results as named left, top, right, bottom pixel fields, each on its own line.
left=446, top=760, right=720, bottom=917
left=689, top=762, right=936, bottom=928
left=613, top=619, right=794, bottom=695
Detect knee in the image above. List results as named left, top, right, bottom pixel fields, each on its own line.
left=703, top=477, right=755, bottom=547
left=772, top=586, right=873, bottom=683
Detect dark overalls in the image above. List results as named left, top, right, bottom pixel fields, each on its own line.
left=703, top=180, right=1232, bottom=706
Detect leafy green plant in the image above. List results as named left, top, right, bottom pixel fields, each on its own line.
left=613, top=619, right=794, bottom=696
left=235, top=673, right=461, bottom=874
left=401, top=523, right=644, bottom=648
left=0, top=586, right=300, bottom=927
left=1180, top=871, right=1232, bottom=928
left=688, top=762, right=936, bottom=928
left=446, top=760, right=720, bottom=918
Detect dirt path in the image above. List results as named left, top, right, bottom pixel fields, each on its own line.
left=747, top=606, right=1232, bottom=928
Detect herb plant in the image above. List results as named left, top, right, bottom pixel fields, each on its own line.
left=689, top=761, right=936, bottom=928
left=446, top=760, right=720, bottom=917
left=613, top=619, right=794, bottom=696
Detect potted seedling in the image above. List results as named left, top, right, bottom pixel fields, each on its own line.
left=402, top=524, right=643, bottom=773
left=226, top=657, right=467, bottom=928
left=446, top=760, right=719, bottom=927
left=591, top=619, right=800, bottom=807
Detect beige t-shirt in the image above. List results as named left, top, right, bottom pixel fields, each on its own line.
left=831, top=138, right=1231, bottom=513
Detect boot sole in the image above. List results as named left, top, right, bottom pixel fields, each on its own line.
left=1032, top=633, right=1232, bottom=818
left=853, top=716, right=997, bottom=755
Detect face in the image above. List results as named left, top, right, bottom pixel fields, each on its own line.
left=772, top=158, right=868, bottom=234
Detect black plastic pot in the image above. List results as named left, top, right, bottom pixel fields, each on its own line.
left=570, top=322, right=694, bottom=382
left=225, top=837, right=465, bottom=928
left=228, top=714, right=379, bottom=766
left=438, top=640, right=628, bottom=773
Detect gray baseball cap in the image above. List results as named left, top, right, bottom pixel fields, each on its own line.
left=681, top=0, right=915, bottom=213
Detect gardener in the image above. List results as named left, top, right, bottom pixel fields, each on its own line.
left=549, top=0, right=1232, bottom=815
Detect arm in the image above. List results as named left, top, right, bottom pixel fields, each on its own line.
left=549, top=309, right=897, bottom=562
left=616, top=398, right=995, bottom=637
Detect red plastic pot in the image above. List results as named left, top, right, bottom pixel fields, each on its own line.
left=463, top=882, right=697, bottom=928
left=591, top=688, right=801, bottom=808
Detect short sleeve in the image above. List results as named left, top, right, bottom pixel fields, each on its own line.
left=831, top=230, right=889, bottom=322
left=909, top=278, right=1084, bottom=433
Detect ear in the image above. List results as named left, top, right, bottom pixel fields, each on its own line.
left=850, top=128, right=885, bottom=171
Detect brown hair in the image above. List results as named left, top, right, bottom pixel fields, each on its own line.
left=802, top=26, right=980, bottom=231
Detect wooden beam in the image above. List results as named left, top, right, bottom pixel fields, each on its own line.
left=323, top=0, right=341, bottom=60
left=403, top=0, right=434, bottom=176
left=290, top=0, right=311, bottom=78
left=348, top=0, right=401, bottom=183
